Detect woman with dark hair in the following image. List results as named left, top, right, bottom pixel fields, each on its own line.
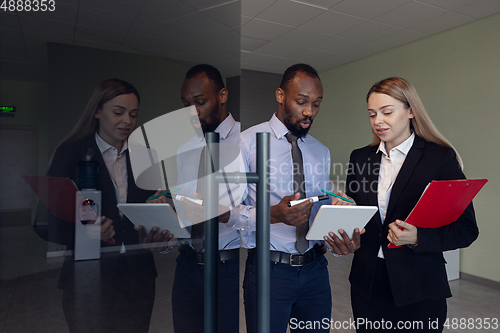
left=326, top=77, right=478, bottom=332
left=40, top=78, right=171, bottom=332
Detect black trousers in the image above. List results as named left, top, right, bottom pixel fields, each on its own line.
left=61, top=253, right=156, bottom=333
left=351, top=258, right=447, bottom=333
left=171, top=251, right=240, bottom=333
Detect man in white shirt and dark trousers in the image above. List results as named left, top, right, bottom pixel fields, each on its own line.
left=238, top=64, right=349, bottom=333
left=151, top=64, right=242, bottom=333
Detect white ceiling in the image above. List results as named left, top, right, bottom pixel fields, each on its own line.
left=1, top=0, right=500, bottom=79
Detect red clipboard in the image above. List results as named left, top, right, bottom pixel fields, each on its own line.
left=23, top=175, right=79, bottom=223
left=388, top=178, right=488, bottom=249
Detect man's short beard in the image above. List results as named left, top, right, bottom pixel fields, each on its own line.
left=201, top=105, right=221, bottom=134
left=283, top=100, right=312, bottom=138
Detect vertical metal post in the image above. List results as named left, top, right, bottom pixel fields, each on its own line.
left=256, top=132, right=270, bottom=333
left=204, top=132, right=219, bottom=333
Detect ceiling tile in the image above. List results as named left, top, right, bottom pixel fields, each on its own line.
left=130, top=15, right=162, bottom=31
left=294, top=0, right=344, bottom=10
left=72, top=35, right=120, bottom=51
left=77, top=25, right=127, bottom=43
left=196, top=48, right=240, bottom=64
left=454, top=0, right=500, bottom=19
left=331, top=0, right=411, bottom=20
left=131, top=22, right=181, bottom=40
left=274, top=28, right=331, bottom=48
left=18, top=16, right=74, bottom=36
left=242, top=0, right=278, bottom=18
left=241, top=16, right=252, bottom=26
left=241, top=52, right=281, bottom=66
left=309, top=35, right=364, bottom=53
left=17, top=2, right=78, bottom=25
left=23, top=31, right=73, bottom=46
left=180, top=0, right=232, bottom=11
left=338, top=21, right=401, bottom=42
left=375, top=29, right=428, bottom=47
left=241, top=36, right=269, bottom=52
left=253, top=41, right=304, bottom=57
left=373, top=1, right=449, bottom=28
left=164, top=12, right=228, bottom=37
left=79, top=0, right=126, bottom=10
left=417, top=0, right=480, bottom=11
left=300, top=10, right=366, bottom=35
left=410, top=12, right=475, bottom=34
left=104, top=0, right=147, bottom=16
left=318, top=52, right=360, bottom=68
left=344, top=42, right=392, bottom=58
left=201, top=1, right=242, bottom=29
left=139, top=0, right=195, bottom=21
left=165, top=36, right=220, bottom=55
left=287, top=48, right=335, bottom=63
left=78, top=10, right=136, bottom=34
left=201, top=28, right=240, bottom=51
left=241, top=62, right=277, bottom=73
left=241, top=19, right=293, bottom=40
left=121, top=34, right=169, bottom=54
left=256, top=0, right=326, bottom=27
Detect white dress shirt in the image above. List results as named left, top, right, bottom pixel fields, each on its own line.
left=95, top=132, right=128, bottom=253
left=377, top=132, right=415, bottom=258
left=238, top=114, right=332, bottom=253
left=175, top=114, right=243, bottom=251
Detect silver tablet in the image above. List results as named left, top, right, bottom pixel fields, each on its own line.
left=117, top=203, right=191, bottom=238
left=306, top=205, right=378, bottom=240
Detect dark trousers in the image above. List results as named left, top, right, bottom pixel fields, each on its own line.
left=62, top=254, right=156, bottom=333
left=243, top=254, right=332, bottom=333
left=171, top=252, right=240, bottom=333
left=351, top=258, right=447, bottom=333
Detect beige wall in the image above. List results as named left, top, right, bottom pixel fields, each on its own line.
left=312, top=13, right=500, bottom=282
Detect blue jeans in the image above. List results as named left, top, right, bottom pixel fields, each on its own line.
left=171, top=252, right=240, bottom=333
left=243, top=253, right=332, bottom=333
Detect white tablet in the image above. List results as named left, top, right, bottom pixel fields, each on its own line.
left=117, top=203, right=191, bottom=238
left=306, top=205, right=378, bottom=240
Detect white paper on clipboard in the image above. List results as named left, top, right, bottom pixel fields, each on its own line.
left=306, top=205, right=378, bottom=240
left=117, top=203, right=191, bottom=238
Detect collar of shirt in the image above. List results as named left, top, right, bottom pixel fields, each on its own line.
left=269, top=113, right=309, bottom=145
left=216, top=113, right=235, bottom=140
left=377, top=132, right=415, bottom=158
left=95, top=132, right=128, bottom=156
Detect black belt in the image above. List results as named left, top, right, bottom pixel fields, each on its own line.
left=179, top=245, right=239, bottom=265
left=248, top=244, right=326, bottom=267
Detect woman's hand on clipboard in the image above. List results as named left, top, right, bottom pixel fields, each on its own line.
left=323, top=228, right=365, bottom=256
left=387, top=220, right=418, bottom=247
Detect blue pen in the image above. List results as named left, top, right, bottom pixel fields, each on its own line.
left=320, top=188, right=355, bottom=204
left=148, top=187, right=181, bottom=201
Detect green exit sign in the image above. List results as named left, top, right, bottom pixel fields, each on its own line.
left=0, top=106, right=16, bottom=117
left=1, top=106, right=15, bottom=113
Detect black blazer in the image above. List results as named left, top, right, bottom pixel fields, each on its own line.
left=346, top=135, right=479, bottom=307
left=45, top=134, right=155, bottom=249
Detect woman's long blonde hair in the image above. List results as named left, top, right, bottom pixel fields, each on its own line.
left=367, top=77, right=463, bottom=169
left=60, top=78, right=140, bottom=146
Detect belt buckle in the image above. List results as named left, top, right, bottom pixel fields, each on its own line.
left=289, top=253, right=305, bottom=267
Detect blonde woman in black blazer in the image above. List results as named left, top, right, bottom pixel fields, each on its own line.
left=37, top=79, right=172, bottom=333
left=326, top=77, right=478, bottom=332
